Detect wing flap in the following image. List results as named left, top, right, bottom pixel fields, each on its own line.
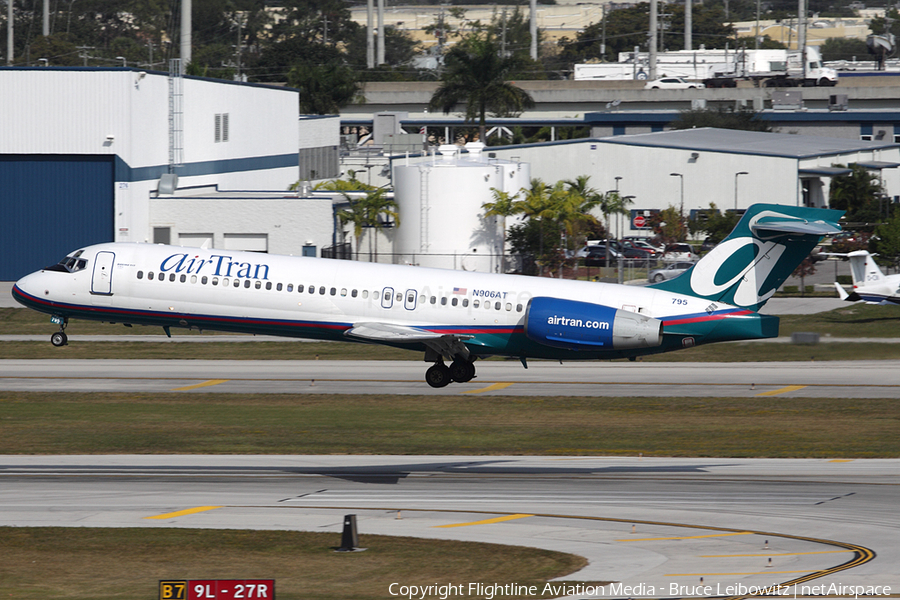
left=345, top=322, right=475, bottom=361
left=344, top=322, right=449, bottom=342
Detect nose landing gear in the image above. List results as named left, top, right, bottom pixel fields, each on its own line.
left=50, top=315, right=69, bottom=347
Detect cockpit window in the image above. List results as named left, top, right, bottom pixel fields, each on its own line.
left=45, top=254, right=88, bottom=273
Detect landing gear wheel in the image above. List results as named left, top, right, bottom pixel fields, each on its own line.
left=449, top=360, right=476, bottom=383
left=51, top=331, right=68, bottom=347
left=425, top=363, right=452, bottom=388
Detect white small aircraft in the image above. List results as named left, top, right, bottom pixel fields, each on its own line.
left=833, top=250, right=900, bottom=305
left=13, top=203, right=841, bottom=387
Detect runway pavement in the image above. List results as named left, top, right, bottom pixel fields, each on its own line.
left=1, top=455, right=897, bottom=599
left=1, top=358, right=898, bottom=397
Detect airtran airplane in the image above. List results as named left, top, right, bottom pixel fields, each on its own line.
left=13, top=203, right=841, bottom=388
left=834, top=250, right=900, bottom=305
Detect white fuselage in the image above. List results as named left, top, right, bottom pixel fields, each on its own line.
left=14, top=242, right=708, bottom=334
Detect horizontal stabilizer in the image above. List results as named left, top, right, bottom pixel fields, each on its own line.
left=751, top=218, right=842, bottom=237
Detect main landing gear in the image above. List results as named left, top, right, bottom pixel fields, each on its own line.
left=425, top=357, right=476, bottom=388
left=50, top=315, right=69, bottom=347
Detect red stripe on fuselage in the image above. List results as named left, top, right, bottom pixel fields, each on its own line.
left=661, top=309, right=753, bottom=326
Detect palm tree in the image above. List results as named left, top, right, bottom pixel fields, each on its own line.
left=606, top=192, right=635, bottom=241
left=563, top=175, right=603, bottom=249
left=513, top=179, right=557, bottom=275
left=364, top=188, right=401, bottom=262
left=429, top=34, right=535, bottom=142
left=482, top=188, right=519, bottom=273
left=337, top=196, right=369, bottom=261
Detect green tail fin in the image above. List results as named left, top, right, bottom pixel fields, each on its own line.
left=649, top=203, right=843, bottom=311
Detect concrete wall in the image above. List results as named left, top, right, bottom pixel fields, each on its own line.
left=150, top=196, right=334, bottom=257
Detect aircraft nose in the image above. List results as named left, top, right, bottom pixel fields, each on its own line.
left=12, top=272, right=45, bottom=307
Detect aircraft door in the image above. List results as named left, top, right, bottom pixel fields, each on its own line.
left=404, top=289, right=417, bottom=310
left=381, top=287, right=394, bottom=309
left=91, top=251, right=115, bottom=295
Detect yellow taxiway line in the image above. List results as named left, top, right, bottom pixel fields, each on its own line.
left=434, top=514, right=533, bottom=528
left=756, top=385, right=807, bottom=396
left=462, top=382, right=514, bottom=394
left=144, top=506, right=222, bottom=520
left=171, top=379, right=230, bottom=391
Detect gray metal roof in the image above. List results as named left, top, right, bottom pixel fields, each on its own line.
left=601, top=127, right=900, bottom=159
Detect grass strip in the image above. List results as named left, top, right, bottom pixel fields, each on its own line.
left=1, top=392, right=898, bottom=457
left=0, top=527, right=590, bottom=600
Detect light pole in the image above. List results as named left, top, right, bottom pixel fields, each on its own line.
left=604, top=189, right=618, bottom=267
left=734, top=171, right=748, bottom=211
left=669, top=172, right=683, bottom=220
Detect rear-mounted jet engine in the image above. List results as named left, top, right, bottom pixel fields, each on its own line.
left=524, top=297, right=663, bottom=351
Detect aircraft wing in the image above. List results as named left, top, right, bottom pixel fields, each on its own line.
left=344, top=322, right=475, bottom=360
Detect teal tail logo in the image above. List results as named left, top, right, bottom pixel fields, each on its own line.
left=650, top=204, right=843, bottom=311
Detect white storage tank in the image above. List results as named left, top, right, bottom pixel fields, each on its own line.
left=393, top=142, right=530, bottom=273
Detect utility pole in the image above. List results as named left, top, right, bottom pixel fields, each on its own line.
left=530, top=0, right=537, bottom=60
left=377, top=0, right=385, bottom=65
left=684, top=0, right=692, bottom=50
left=601, top=7, right=606, bottom=58
left=181, top=0, right=191, bottom=70
left=367, top=0, right=374, bottom=68
left=7, top=0, right=13, bottom=65
left=649, top=0, right=658, bottom=79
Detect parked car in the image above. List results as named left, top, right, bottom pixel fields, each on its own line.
left=624, top=236, right=665, bottom=252
left=621, top=239, right=661, bottom=258
left=699, top=237, right=717, bottom=254
left=621, top=247, right=655, bottom=260
left=648, top=261, right=697, bottom=283
left=584, top=245, right=622, bottom=266
left=644, top=77, right=706, bottom=90
left=662, top=243, right=699, bottom=263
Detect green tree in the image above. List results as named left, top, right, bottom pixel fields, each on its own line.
left=429, top=34, right=535, bottom=142
left=689, top=202, right=740, bottom=245
left=650, top=205, right=688, bottom=245
left=558, top=2, right=732, bottom=63
left=482, top=188, right=520, bottom=273
left=819, top=37, right=870, bottom=62
left=336, top=188, right=399, bottom=262
left=829, top=165, right=885, bottom=223
left=670, top=107, right=772, bottom=132
left=337, top=196, right=370, bottom=261
left=287, top=60, right=359, bottom=114
left=870, top=212, right=900, bottom=269
left=563, top=175, right=604, bottom=247
left=364, top=187, right=401, bottom=261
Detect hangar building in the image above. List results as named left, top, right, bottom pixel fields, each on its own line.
left=0, top=67, right=321, bottom=281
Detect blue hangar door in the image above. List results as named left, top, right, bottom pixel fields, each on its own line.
left=0, top=155, right=114, bottom=281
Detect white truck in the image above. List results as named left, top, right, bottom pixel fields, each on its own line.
left=573, top=46, right=838, bottom=87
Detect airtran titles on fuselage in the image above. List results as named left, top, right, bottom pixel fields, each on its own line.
left=159, top=253, right=270, bottom=280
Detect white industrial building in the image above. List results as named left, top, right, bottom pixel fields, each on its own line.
left=483, top=128, right=900, bottom=233
left=0, top=67, right=338, bottom=280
